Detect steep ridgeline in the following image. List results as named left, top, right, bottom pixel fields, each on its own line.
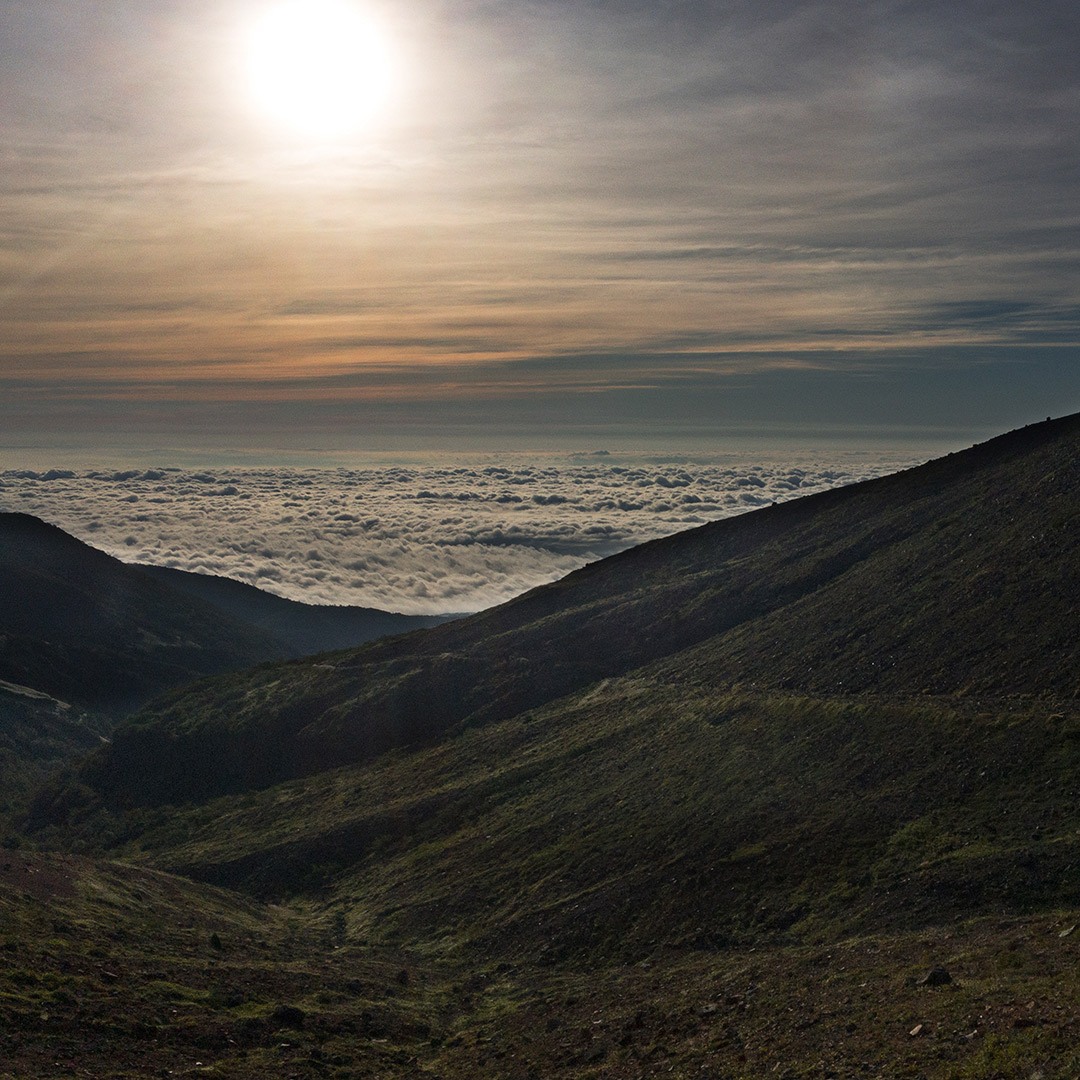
left=53, top=412, right=1080, bottom=810
left=0, top=513, right=287, bottom=714
left=0, top=513, right=456, bottom=716
left=136, top=563, right=451, bottom=658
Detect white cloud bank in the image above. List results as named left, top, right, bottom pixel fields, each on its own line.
left=0, top=450, right=925, bottom=614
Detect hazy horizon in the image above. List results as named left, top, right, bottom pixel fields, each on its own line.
left=2, top=1, right=1077, bottom=456
left=2, top=440, right=940, bottom=614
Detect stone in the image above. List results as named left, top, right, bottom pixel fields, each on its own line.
left=916, top=966, right=952, bottom=987
left=270, top=1004, right=306, bottom=1029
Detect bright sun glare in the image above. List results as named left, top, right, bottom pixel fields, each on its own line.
left=244, top=0, right=395, bottom=139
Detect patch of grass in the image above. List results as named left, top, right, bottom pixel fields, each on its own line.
left=23, top=682, right=1080, bottom=989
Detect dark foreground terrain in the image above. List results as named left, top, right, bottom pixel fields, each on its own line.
left=5, top=847, right=1080, bottom=1079
left=7, top=414, right=1080, bottom=1078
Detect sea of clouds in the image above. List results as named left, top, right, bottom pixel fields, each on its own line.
left=0, top=451, right=925, bottom=614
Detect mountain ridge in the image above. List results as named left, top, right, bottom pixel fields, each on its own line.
left=53, top=412, right=1080, bottom=810
left=12, top=415, right=1080, bottom=1079
left=0, top=512, right=457, bottom=716
left=0, top=511, right=286, bottom=714
left=135, top=562, right=454, bottom=657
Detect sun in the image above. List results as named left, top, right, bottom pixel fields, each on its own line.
left=244, top=0, right=396, bottom=139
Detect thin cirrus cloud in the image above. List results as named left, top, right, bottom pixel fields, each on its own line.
left=0, top=0, right=1077, bottom=450
left=0, top=450, right=925, bottom=614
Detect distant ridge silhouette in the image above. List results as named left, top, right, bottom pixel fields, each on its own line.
left=0, top=512, right=454, bottom=715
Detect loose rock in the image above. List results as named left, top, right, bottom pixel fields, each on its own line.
left=270, top=1004, right=306, bottom=1029
left=916, top=966, right=952, bottom=987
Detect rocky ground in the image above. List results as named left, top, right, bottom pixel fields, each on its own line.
left=4, top=851, right=1080, bottom=1079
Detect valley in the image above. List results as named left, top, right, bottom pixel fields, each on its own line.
left=5, top=415, right=1080, bottom=1078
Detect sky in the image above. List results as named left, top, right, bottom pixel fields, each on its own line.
left=1, top=0, right=1079, bottom=458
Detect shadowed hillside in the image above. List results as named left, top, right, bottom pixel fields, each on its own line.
left=0, top=681, right=109, bottom=813
left=14, top=415, right=1080, bottom=1079
left=0, top=513, right=457, bottom=718
left=136, top=563, right=453, bottom=657
left=50, top=412, right=1080, bottom=808
left=0, top=513, right=287, bottom=714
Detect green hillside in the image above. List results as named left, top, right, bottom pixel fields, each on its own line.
left=30, top=681, right=1080, bottom=962
left=12, top=414, right=1080, bottom=1078
left=52, top=412, right=1080, bottom=809
left=24, top=414, right=1080, bottom=957
left=8, top=841, right=1080, bottom=1080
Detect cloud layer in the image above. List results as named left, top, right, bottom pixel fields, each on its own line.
left=1, top=450, right=924, bottom=613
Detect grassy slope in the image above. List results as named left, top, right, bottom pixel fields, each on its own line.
left=37, top=678, right=1080, bottom=960
left=7, top=844, right=1080, bottom=1079
left=52, top=413, right=1080, bottom=809
left=6, top=849, right=1080, bottom=1079
left=13, top=415, right=1080, bottom=1076
left=25, top=415, right=1080, bottom=956
left=9, top=682, right=1080, bottom=1077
